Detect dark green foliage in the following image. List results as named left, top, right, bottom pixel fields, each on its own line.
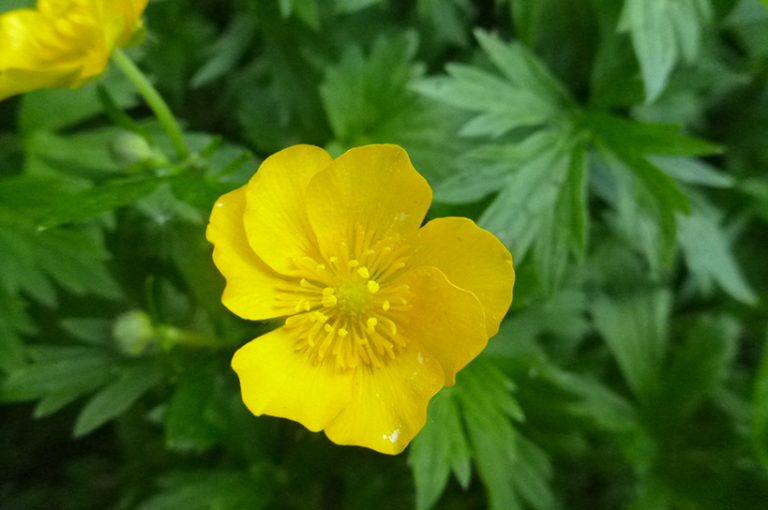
left=1, top=0, right=767, bottom=508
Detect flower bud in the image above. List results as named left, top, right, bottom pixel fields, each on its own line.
left=113, top=310, right=156, bottom=356
left=110, top=132, right=155, bottom=168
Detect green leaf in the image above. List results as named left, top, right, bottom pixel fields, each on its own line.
left=754, top=328, right=768, bottom=471
left=279, top=0, right=320, bottom=28
left=320, top=31, right=467, bottom=183
left=487, top=289, right=590, bottom=357
left=661, top=315, right=738, bottom=421
left=1, top=348, right=115, bottom=402
left=619, top=0, right=713, bottom=102
left=598, top=151, right=681, bottom=269
left=569, top=146, right=589, bottom=257
left=508, top=436, right=556, bottom=510
left=0, top=286, right=32, bottom=373
left=139, top=469, right=274, bottom=510
left=412, top=358, right=554, bottom=510
left=417, top=0, right=473, bottom=47
left=409, top=390, right=472, bottom=510
left=416, top=67, right=554, bottom=138
left=191, top=17, right=256, bottom=88
left=414, top=30, right=569, bottom=138
left=678, top=197, right=758, bottom=305
left=473, top=29, right=570, bottom=105
left=435, top=139, right=541, bottom=204
left=335, top=0, right=382, bottom=13
left=592, top=289, right=672, bottom=404
left=74, top=361, right=164, bottom=437
left=59, top=317, right=113, bottom=346
left=651, top=156, right=734, bottom=188
left=533, top=144, right=588, bottom=291
left=33, top=392, right=84, bottom=418
left=0, top=216, right=120, bottom=301
left=454, top=361, right=555, bottom=510
left=164, top=364, right=220, bottom=452
left=457, top=368, right=522, bottom=510
left=544, top=367, right=641, bottom=433
left=510, top=0, right=539, bottom=45
left=321, top=32, right=419, bottom=143
left=24, top=128, right=124, bottom=180
left=35, top=176, right=169, bottom=230
left=587, top=112, right=720, bottom=158
left=621, top=152, right=691, bottom=215
left=479, top=129, right=575, bottom=263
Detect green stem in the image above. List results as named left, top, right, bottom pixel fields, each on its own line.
left=111, top=49, right=190, bottom=160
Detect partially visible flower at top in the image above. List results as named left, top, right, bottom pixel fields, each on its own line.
left=0, top=0, right=148, bottom=100
left=207, top=144, right=515, bottom=454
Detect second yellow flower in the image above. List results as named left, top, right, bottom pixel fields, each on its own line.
left=0, top=0, right=148, bottom=100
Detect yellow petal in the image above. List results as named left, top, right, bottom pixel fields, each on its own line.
left=306, top=144, right=432, bottom=259
left=206, top=186, right=289, bottom=320
left=114, top=0, right=149, bottom=21
left=0, top=66, right=82, bottom=101
left=232, top=327, right=353, bottom=432
left=243, top=145, right=332, bottom=274
left=0, top=10, right=52, bottom=68
left=94, top=0, right=149, bottom=48
left=0, top=8, right=92, bottom=96
left=409, top=217, right=515, bottom=336
left=323, top=343, right=444, bottom=455
left=395, top=266, right=489, bottom=385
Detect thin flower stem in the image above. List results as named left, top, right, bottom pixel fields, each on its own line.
left=111, top=49, right=190, bottom=160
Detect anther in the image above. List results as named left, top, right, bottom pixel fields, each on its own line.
left=338, top=328, right=349, bottom=337
left=382, top=300, right=390, bottom=311
left=357, top=266, right=370, bottom=279
left=347, top=259, right=359, bottom=268
left=367, top=280, right=380, bottom=293
left=366, top=317, right=378, bottom=333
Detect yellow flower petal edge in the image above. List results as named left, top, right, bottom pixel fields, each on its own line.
left=409, top=217, right=515, bottom=337
left=209, top=144, right=515, bottom=454
left=206, top=187, right=290, bottom=321
left=0, top=0, right=148, bottom=101
left=243, top=145, right=332, bottom=275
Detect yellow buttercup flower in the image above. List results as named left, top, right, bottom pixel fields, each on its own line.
left=0, top=0, right=148, bottom=100
left=207, top=144, right=515, bottom=454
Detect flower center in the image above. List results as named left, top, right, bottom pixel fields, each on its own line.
left=336, top=280, right=372, bottom=315
left=276, top=234, right=412, bottom=371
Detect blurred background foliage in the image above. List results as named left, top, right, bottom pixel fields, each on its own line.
left=1, top=0, right=767, bottom=508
